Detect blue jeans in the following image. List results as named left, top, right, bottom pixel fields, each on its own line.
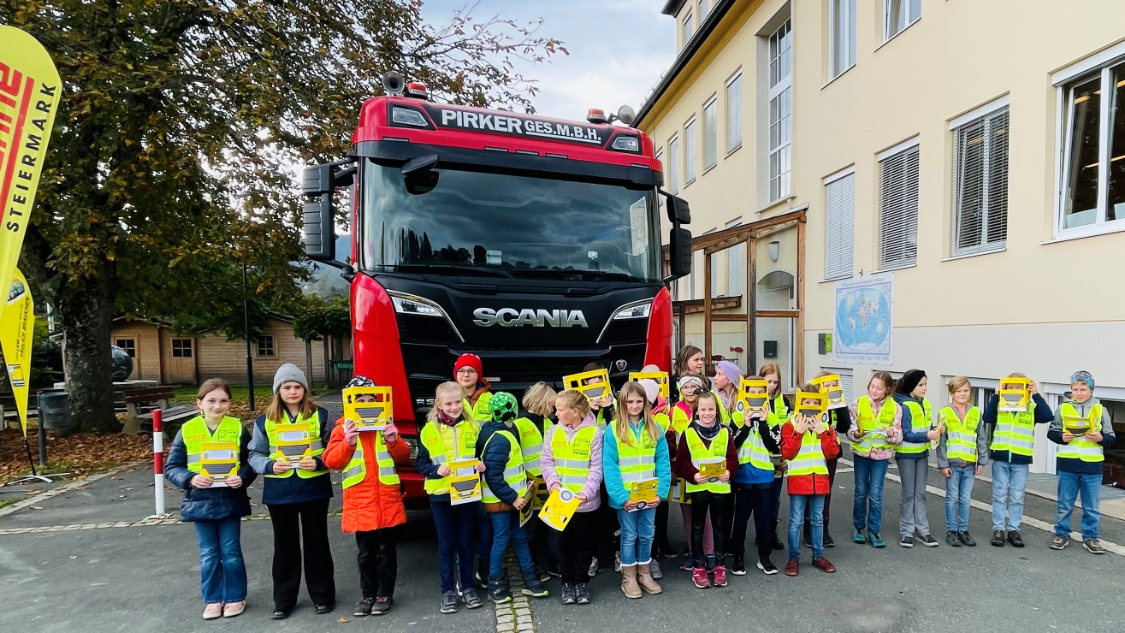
left=788, top=495, right=824, bottom=560
left=1055, top=471, right=1102, bottom=540
left=944, top=465, right=975, bottom=531
left=194, top=517, right=247, bottom=604
left=431, top=498, right=477, bottom=595
left=991, top=461, right=1029, bottom=532
left=617, top=507, right=657, bottom=567
left=489, top=511, right=535, bottom=581
left=852, top=455, right=889, bottom=533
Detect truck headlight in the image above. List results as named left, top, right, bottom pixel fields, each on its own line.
left=390, top=293, right=443, bottom=317
left=612, top=300, right=652, bottom=320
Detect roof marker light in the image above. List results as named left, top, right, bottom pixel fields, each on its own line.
left=586, top=109, right=607, bottom=124
left=405, top=82, right=429, bottom=100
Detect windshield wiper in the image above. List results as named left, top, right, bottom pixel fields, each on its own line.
left=388, top=264, right=513, bottom=278
left=510, top=269, right=635, bottom=282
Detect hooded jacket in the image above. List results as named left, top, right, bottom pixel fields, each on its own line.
left=983, top=393, right=1053, bottom=465
left=322, top=418, right=410, bottom=533
left=477, top=421, right=530, bottom=510
left=540, top=413, right=603, bottom=513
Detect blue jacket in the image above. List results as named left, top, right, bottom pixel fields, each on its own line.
left=165, top=423, right=256, bottom=522
left=984, top=393, right=1053, bottom=465
left=732, top=413, right=780, bottom=486
left=893, top=393, right=926, bottom=460
left=247, top=406, right=335, bottom=506
left=476, top=422, right=524, bottom=506
left=602, top=421, right=671, bottom=509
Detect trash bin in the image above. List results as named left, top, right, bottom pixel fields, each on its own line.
left=38, top=390, right=76, bottom=435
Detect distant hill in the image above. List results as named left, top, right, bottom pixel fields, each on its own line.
left=302, top=234, right=352, bottom=297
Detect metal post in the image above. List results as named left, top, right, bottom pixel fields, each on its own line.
left=243, top=261, right=255, bottom=411
left=37, top=415, right=47, bottom=467
left=151, top=408, right=166, bottom=518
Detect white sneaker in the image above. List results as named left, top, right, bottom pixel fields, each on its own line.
left=588, top=557, right=598, bottom=577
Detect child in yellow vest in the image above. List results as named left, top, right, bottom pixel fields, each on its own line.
left=936, top=377, right=988, bottom=547
left=846, top=371, right=903, bottom=549
left=671, top=374, right=715, bottom=570
left=514, top=382, right=559, bottom=581
left=780, top=384, right=840, bottom=576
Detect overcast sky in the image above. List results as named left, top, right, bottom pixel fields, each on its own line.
left=419, top=0, right=675, bottom=120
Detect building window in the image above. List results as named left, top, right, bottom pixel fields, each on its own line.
left=768, top=19, right=793, bottom=202
left=726, top=218, right=744, bottom=297
left=829, top=0, right=856, bottom=80
left=703, top=97, right=717, bottom=171
left=884, top=0, right=921, bottom=42
left=1058, top=60, right=1125, bottom=235
left=257, top=335, right=276, bottom=357
left=952, top=102, right=1009, bottom=256
left=171, top=338, right=193, bottom=359
left=684, top=118, right=697, bottom=185
left=878, top=140, right=921, bottom=270
left=668, top=136, right=680, bottom=194
left=683, top=12, right=694, bottom=46
left=115, top=338, right=136, bottom=358
left=726, top=71, right=742, bottom=153
left=824, top=167, right=855, bottom=280
left=700, top=0, right=710, bottom=16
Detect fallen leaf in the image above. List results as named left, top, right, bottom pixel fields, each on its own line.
left=30, top=505, right=42, bottom=510
left=27, top=489, right=42, bottom=495
left=337, top=617, right=349, bottom=624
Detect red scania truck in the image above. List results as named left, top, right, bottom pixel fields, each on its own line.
left=302, top=76, right=692, bottom=499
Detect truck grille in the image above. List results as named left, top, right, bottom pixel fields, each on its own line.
left=396, top=314, right=460, bottom=345
left=471, top=356, right=592, bottom=384
left=599, top=317, right=649, bottom=344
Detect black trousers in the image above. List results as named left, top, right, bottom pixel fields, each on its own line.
left=554, top=510, right=596, bottom=585
left=594, top=486, right=618, bottom=567
left=730, top=483, right=774, bottom=562
left=268, top=499, right=336, bottom=609
left=356, top=528, right=397, bottom=599
left=689, top=490, right=732, bottom=568
left=654, top=499, right=672, bottom=554
left=803, top=457, right=839, bottom=535
left=525, top=510, right=558, bottom=573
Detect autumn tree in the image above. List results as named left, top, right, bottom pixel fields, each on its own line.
left=0, top=0, right=563, bottom=432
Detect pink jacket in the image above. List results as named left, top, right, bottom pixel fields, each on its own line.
left=540, top=413, right=603, bottom=513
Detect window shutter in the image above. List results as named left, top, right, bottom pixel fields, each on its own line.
left=824, top=172, right=854, bottom=279
left=685, top=120, right=697, bottom=183
left=953, top=108, right=1009, bottom=255
left=878, top=145, right=920, bottom=269
left=704, top=100, right=717, bottom=170
left=710, top=252, right=720, bottom=297
left=728, top=243, right=744, bottom=296
left=727, top=75, right=742, bottom=151
left=669, top=137, right=680, bottom=193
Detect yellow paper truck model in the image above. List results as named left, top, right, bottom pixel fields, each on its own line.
left=628, top=478, right=659, bottom=509
left=540, top=488, right=582, bottom=531
left=275, top=423, right=313, bottom=464
left=811, top=374, right=846, bottom=410
left=737, top=377, right=770, bottom=418
left=998, top=378, right=1030, bottom=413
left=563, top=369, right=612, bottom=404
left=795, top=389, right=827, bottom=419
left=200, top=442, right=239, bottom=486
left=343, top=386, right=393, bottom=431
left=629, top=371, right=669, bottom=401
left=448, top=459, right=482, bottom=506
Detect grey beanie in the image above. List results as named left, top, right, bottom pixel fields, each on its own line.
left=273, top=363, right=309, bottom=394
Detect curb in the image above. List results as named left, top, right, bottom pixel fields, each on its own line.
left=0, top=461, right=147, bottom=519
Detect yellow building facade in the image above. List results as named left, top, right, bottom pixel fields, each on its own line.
left=639, top=0, right=1125, bottom=474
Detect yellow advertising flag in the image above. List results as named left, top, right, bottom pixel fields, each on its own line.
left=0, top=26, right=61, bottom=321
left=1, top=268, right=35, bottom=436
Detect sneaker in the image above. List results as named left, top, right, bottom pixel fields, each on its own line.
left=712, top=565, right=728, bottom=587
left=1007, top=531, right=1025, bottom=548
left=784, top=560, right=799, bottom=577
left=561, top=583, right=576, bottom=605
left=1050, top=535, right=1070, bottom=550
left=679, top=559, right=693, bottom=572
left=537, top=567, right=551, bottom=583
left=203, top=603, right=223, bottom=620
left=958, top=531, right=976, bottom=547
left=917, top=533, right=939, bottom=547
left=870, top=533, right=886, bottom=548
left=440, top=593, right=458, bottom=614
left=371, top=597, right=392, bottom=616
left=946, top=531, right=961, bottom=548
left=757, top=559, right=779, bottom=575
left=522, top=577, right=549, bottom=598
left=1084, top=538, right=1106, bottom=555
left=222, top=601, right=245, bottom=618
left=824, top=531, right=835, bottom=548
left=991, top=530, right=1005, bottom=547
left=353, top=597, right=374, bottom=617
left=614, top=551, right=622, bottom=573
left=588, top=557, right=598, bottom=578
left=811, top=557, right=836, bottom=573
left=488, top=580, right=511, bottom=605
left=899, top=536, right=914, bottom=548
left=463, top=588, right=483, bottom=609
left=315, top=603, right=335, bottom=615
left=575, top=583, right=591, bottom=605
left=852, top=529, right=866, bottom=544
left=691, top=567, right=711, bottom=588
left=731, top=556, right=746, bottom=576
left=649, top=559, right=663, bottom=580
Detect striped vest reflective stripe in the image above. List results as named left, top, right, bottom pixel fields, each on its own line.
left=265, top=410, right=327, bottom=479
left=420, top=419, right=481, bottom=495
left=731, top=410, right=774, bottom=470
left=851, top=397, right=897, bottom=457
left=899, top=398, right=933, bottom=454
left=989, top=404, right=1036, bottom=457
left=940, top=406, right=981, bottom=464
left=481, top=429, right=529, bottom=503
left=341, top=432, right=400, bottom=489
left=183, top=416, right=242, bottom=473
left=1056, top=402, right=1104, bottom=463
left=684, top=426, right=730, bottom=494
left=787, top=424, right=828, bottom=477
left=614, top=422, right=658, bottom=490
left=513, top=418, right=544, bottom=476
left=551, top=425, right=597, bottom=493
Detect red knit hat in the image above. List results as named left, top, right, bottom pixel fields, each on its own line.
left=454, top=353, right=483, bottom=376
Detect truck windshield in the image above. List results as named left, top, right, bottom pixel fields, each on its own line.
left=360, top=160, right=661, bottom=282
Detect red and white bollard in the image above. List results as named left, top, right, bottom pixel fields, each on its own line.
left=151, top=409, right=167, bottom=518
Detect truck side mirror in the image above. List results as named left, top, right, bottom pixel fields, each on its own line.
left=301, top=160, right=356, bottom=264
left=668, top=227, right=692, bottom=280
left=661, top=191, right=691, bottom=225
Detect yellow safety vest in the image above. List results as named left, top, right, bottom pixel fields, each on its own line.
left=464, top=392, right=493, bottom=423
left=265, top=410, right=327, bottom=479
left=671, top=405, right=692, bottom=437
left=899, top=398, right=933, bottom=455
left=614, top=422, right=658, bottom=491
left=183, top=416, right=242, bottom=473
left=787, top=424, right=829, bottom=477
left=341, top=431, right=400, bottom=489
left=513, top=417, right=544, bottom=476
left=420, top=418, right=480, bottom=495
left=480, top=429, right=530, bottom=503
left=940, top=406, right=981, bottom=464
left=1056, top=402, right=1104, bottom=463
left=550, top=425, right=597, bottom=494
left=989, top=403, right=1036, bottom=457
left=731, top=410, right=774, bottom=470
left=768, top=395, right=788, bottom=427
left=653, top=411, right=670, bottom=434
left=714, top=389, right=734, bottom=426
left=684, top=426, right=730, bottom=494
left=852, top=397, right=897, bottom=457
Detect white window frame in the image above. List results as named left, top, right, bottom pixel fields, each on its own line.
left=828, top=0, right=856, bottom=81
left=684, top=117, right=697, bottom=185
left=683, top=11, right=694, bottom=46
left=725, top=217, right=744, bottom=297
left=823, top=165, right=856, bottom=281
left=1051, top=43, right=1125, bottom=240
left=726, top=70, right=743, bottom=154
left=700, top=0, right=711, bottom=17
left=950, top=95, right=1010, bottom=257
left=883, top=0, right=921, bottom=43
left=668, top=135, right=680, bottom=194
left=703, top=95, right=718, bottom=171
left=876, top=136, right=921, bottom=271
left=768, top=19, right=793, bottom=203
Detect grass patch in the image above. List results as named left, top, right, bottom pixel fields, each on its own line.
left=0, top=497, right=22, bottom=509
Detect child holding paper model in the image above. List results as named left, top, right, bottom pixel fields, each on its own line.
left=166, top=378, right=255, bottom=620
left=540, top=390, right=604, bottom=606
left=675, top=391, right=738, bottom=589
left=322, top=376, right=409, bottom=617
left=670, top=374, right=715, bottom=570
left=514, top=382, right=559, bottom=581
left=603, top=381, right=671, bottom=598
left=760, top=363, right=790, bottom=551
left=414, top=381, right=486, bottom=614
left=936, top=377, right=988, bottom=547
left=1048, top=371, right=1116, bottom=554
left=780, top=384, right=840, bottom=576
left=801, top=371, right=852, bottom=549
left=729, top=378, right=782, bottom=576
left=847, top=371, right=902, bottom=549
